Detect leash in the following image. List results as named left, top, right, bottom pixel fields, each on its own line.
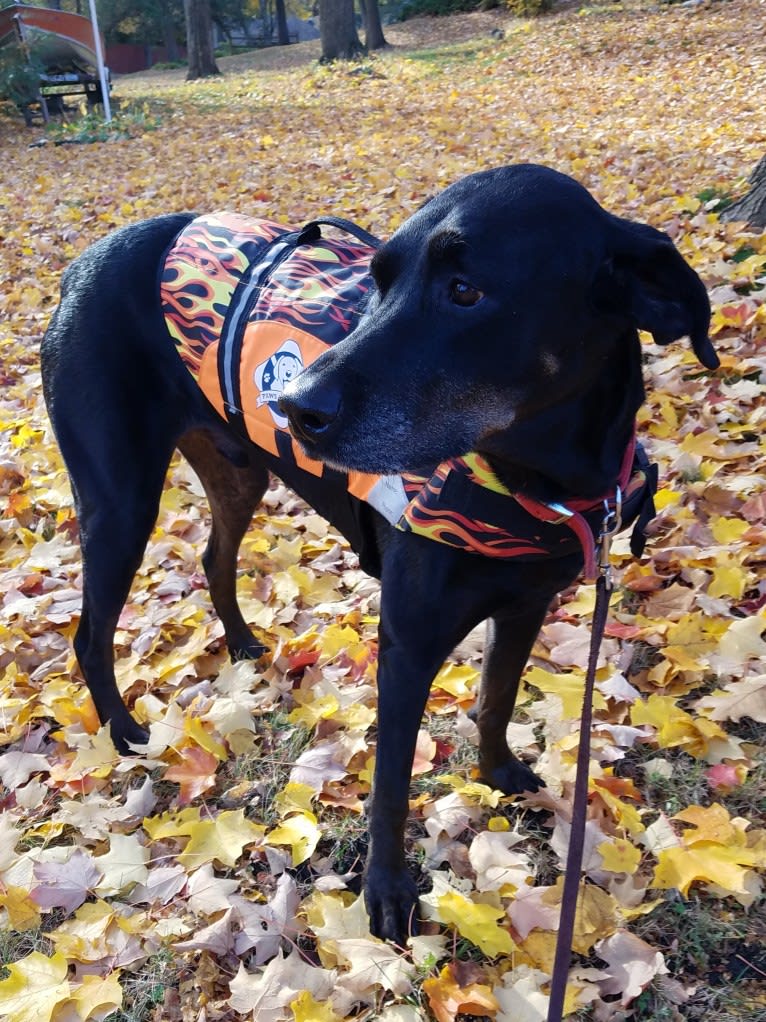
left=545, top=491, right=622, bottom=1022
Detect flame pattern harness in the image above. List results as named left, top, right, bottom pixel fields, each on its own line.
left=161, top=213, right=656, bottom=578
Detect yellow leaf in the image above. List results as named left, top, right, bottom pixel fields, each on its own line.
left=673, top=803, right=739, bottom=846
left=630, top=694, right=727, bottom=756
left=707, top=557, right=748, bottom=600
left=652, top=844, right=759, bottom=898
left=432, top=662, right=480, bottom=697
left=0, top=886, right=42, bottom=930
left=524, top=666, right=607, bottom=718
left=653, top=488, right=681, bottom=510
left=0, top=951, right=70, bottom=1022
left=598, top=838, right=642, bottom=874
left=93, top=833, right=150, bottom=896
left=48, top=901, right=115, bottom=961
left=288, top=692, right=340, bottom=728
left=436, top=890, right=516, bottom=957
left=274, top=781, right=317, bottom=817
left=542, top=879, right=620, bottom=953
left=178, top=810, right=265, bottom=869
left=145, top=807, right=265, bottom=868
left=67, top=972, right=123, bottom=1020
left=319, top=623, right=364, bottom=661
left=709, top=516, right=750, bottom=543
left=290, top=990, right=341, bottom=1022
left=266, top=811, right=321, bottom=866
left=183, top=715, right=228, bottom=760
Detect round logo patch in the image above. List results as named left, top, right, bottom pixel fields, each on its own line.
left=254, top=338, right=305, bottom=428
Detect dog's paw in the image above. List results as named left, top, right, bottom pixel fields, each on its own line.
left=363, top=866, right=420, bottom=947
left=481, top=756, right=546, bottom=796
left=110, top=716, right=150, bottom=756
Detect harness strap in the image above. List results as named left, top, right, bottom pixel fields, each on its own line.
left=297, top=216, right=383, bottom=250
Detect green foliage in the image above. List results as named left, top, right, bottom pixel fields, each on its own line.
left=400, top=0, right=494, bottom=20
left=400, top=0, right=548, bottom=16
left=505, top=0, right=552, bottom=15
left=696, top=184, right=734, bottom=211
left=40, top=102, right=161, bottom=144
left=0, top=48, right=42, bottom=106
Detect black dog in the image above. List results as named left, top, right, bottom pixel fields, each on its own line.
left=41, top=164, right=717, bottom=944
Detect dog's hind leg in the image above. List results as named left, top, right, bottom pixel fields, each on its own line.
left=178, top=429, right=269, bottom=661
left=59, top=421, right=179, bottom=754
left=476, top=604, right=552, bottom=795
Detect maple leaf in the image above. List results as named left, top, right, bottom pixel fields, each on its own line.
left=228, top=949, right=336, bottom=1019
left=423, top=963, right=498, bottom=1022
left=127, top=863, right=187, bottom=907
left=329, top=937, right=415, bottom=998
left=0, top=886, right=41, bottom=931
left=494, top=966, right=551, bottom=1022
left=163, top=744, right=220, bottom=804
left=60, top=972, right=124, bottom=1022
left=291, top=990, right=343, bottom=1022
left=93, top=833, right=150, bottom=896
left=31, top=847, right=103, bottom=913
left=143, top=807, right=265, bottom=868
left=436, top=889, right=516, bottom=957
left=265, top=810, right=322, bottom=866
left=595, top=930, right=669, bottom=1006
left=694, top=675, right=766, bottom=723
left=0, top=951, right=70, bottom=1022
left=174, top=906, right=237, bottom=955
left=468, top=829, right=534, bottom=892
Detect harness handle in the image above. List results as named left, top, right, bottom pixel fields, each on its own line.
left=297, top=216, right=383, bottom=250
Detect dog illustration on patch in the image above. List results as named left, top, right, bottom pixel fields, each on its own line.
left=254, top=339, right=304, bottom=428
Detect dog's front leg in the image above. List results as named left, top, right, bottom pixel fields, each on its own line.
left=476, top=604, right=552, bottom=795
left=364, top=630, right=433, bottom=944
left=363, top=544, right=487, bottom=944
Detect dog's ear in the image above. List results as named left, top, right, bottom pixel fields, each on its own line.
left=592, top=217, right=719, bottom=370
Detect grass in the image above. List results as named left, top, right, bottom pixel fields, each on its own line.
left=104, top=951, right=182, bottom=1022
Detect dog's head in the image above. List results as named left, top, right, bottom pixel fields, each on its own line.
left=280, top=164, right=716, bottom=497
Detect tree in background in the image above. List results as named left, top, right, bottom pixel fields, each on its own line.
left=318, top=0, right=362, bottom=60
left=184, top=0, right=220, bottom=77
left=721, top=156, right=766, bottom=229
left=275, top=0, right=290, bottom=45
left=359, top=0, right=387, bottom=50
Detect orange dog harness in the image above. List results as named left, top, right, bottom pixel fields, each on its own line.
left=161, top=213, right=655, bottom=576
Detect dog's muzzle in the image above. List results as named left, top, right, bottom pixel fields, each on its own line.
left=279, top=380, right=341, bottom=448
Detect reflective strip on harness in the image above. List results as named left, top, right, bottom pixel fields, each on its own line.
left=161, top=213, right=656, bottom=569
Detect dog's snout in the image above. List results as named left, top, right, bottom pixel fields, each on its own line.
left=279, top=382, right=341, bottom=447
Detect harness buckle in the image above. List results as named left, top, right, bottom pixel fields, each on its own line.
left=598, top=487, right=622, bottom=586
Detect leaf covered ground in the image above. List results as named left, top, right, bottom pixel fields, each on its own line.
left=1, top=2, right=766, bottom=1020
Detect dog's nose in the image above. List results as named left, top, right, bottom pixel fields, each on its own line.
left=279, top=384, right=340, bottom=447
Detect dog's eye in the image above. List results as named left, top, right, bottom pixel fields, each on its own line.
left=449, top=279, right=484, bottom=307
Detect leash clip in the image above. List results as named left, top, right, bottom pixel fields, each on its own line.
left=598, top=487, right=622, bottom=586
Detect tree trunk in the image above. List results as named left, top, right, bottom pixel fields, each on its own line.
left=363, top=0, right=387, bottom=50
left=184, top=0, right=220, bottom=80
left=162, top=12, right=181, bottom=64
left=319, top=0, right=363, bottom=61
left=721, top=155, right=766, bottom=229
left=275, top=0, right=290, bottom=45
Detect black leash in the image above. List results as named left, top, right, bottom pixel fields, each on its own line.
left=546, top=495, right=621, bottom=1022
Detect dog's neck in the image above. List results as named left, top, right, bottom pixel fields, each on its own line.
left=479, top=333, right=645, bottom=503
